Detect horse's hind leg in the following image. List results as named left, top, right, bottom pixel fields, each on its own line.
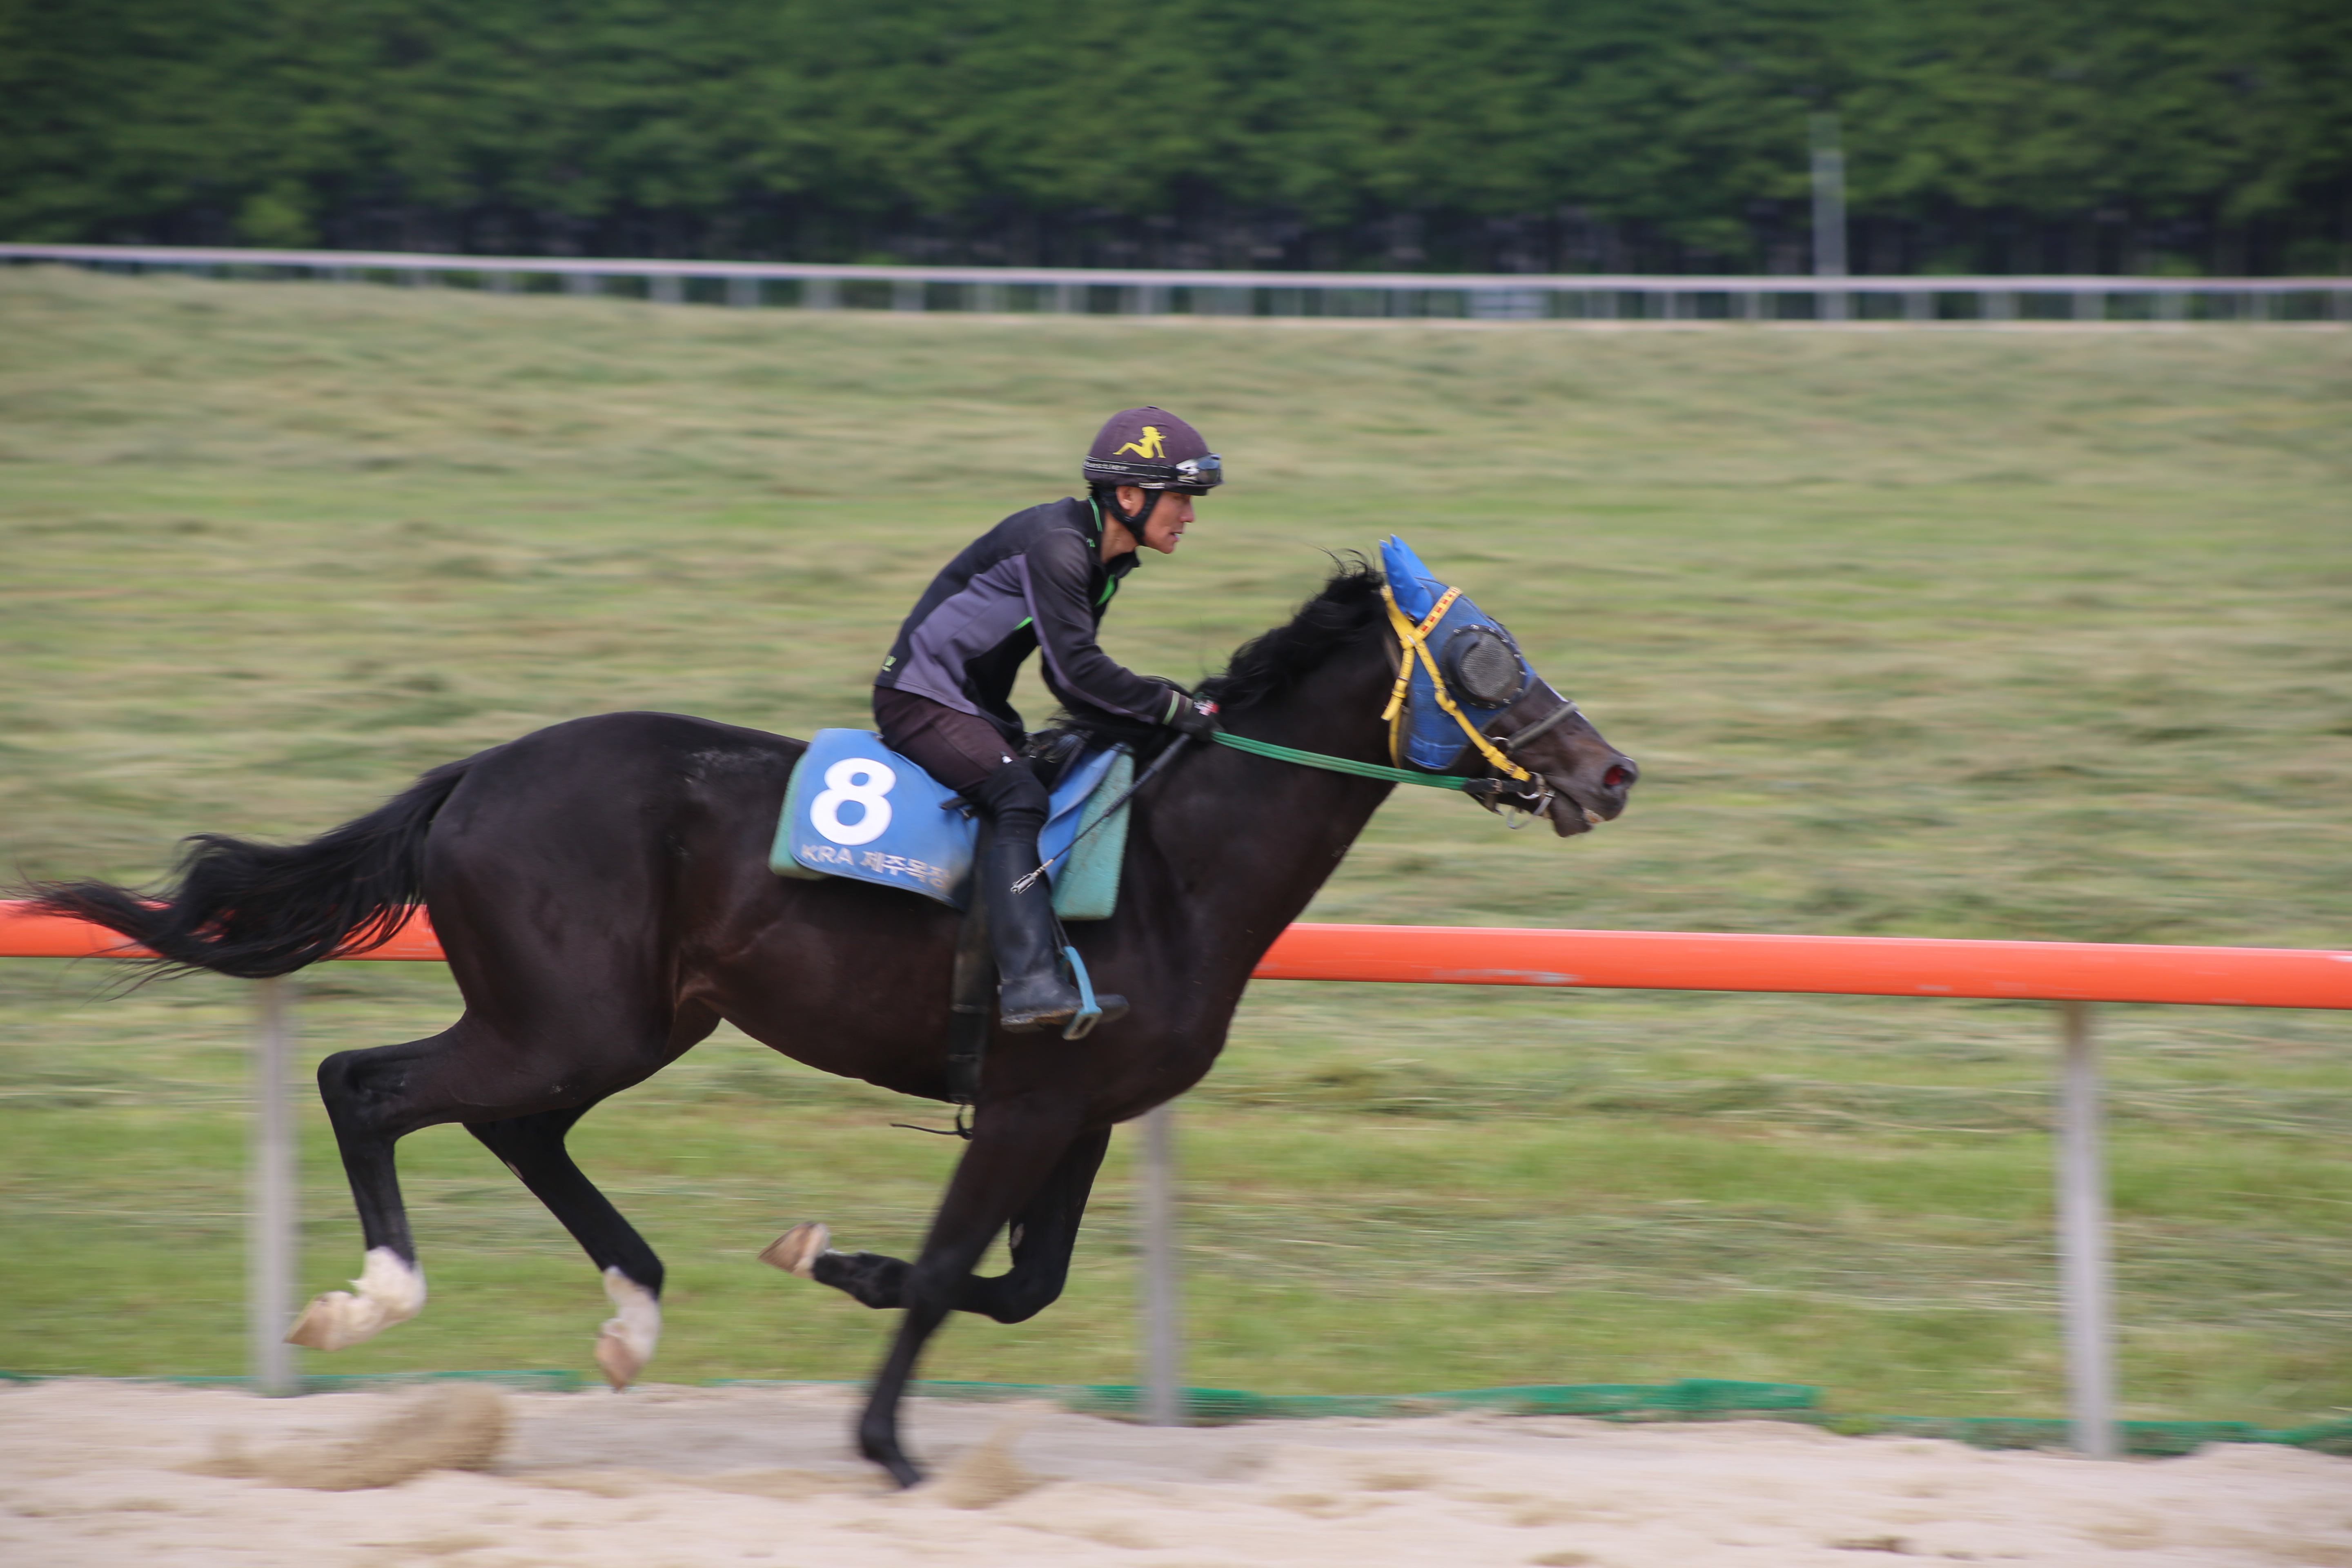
left=293, top=1013, right=668, bottom=1355
left=464, top=1105, right=666, bottom=1389
left=287, top=1029, right=468, bottom=1350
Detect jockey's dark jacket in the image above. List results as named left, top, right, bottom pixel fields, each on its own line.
left=875, top=497, right=1185, bottom=745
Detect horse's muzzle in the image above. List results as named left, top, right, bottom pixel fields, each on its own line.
left=1548, top=754, right=1638, bottom=837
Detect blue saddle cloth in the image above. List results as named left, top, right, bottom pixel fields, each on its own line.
left=768, top=729, right=1132, bottom=919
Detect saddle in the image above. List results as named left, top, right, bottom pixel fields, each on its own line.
left=768, top=729, right=1135, bottom=1110
left=768, top=728, right=1134, bottom=920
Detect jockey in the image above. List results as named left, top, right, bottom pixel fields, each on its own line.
left=874, top=407, right=1223, bottom=1032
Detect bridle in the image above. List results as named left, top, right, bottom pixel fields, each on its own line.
left=1464, top=689, right=1581, bottom=826
left=1185, top=585, right=1587, bottom=829
left=1377, top=585, right=1578, bottom=828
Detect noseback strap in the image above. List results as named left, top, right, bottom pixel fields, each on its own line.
left=1503, top=697, right=1582, bottom=751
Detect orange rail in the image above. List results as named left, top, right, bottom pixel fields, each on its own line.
left=5, top=902, right=2346, bottom=1008
left=0, top=904, right=450, bottom=962
left=1254, top=923, right=2352, bottom=1009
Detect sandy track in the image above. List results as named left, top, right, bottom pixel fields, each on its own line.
left=1, top=1380, right=2345, bottom=1567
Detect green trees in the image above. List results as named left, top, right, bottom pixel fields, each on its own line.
left=2, top=0, right=2343, bottom=273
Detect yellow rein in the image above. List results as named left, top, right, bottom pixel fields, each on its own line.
left=1378, top=586, right=1534, bottom=783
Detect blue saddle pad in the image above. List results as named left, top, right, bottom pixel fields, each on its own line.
left=768, top=729, right=1132, bottom=919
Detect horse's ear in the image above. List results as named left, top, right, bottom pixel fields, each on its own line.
left=1378, top=536, right=1441, bottom=619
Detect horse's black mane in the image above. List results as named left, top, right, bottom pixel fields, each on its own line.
left=1055, top=559, right=1387, bottom=744
left=1196, top=559, right=1386, bottom=711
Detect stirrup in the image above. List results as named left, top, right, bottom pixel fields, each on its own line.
left=1058, top=946, right=1126, bottom=1040
left=1000, top=947, right=1125, bottom=1037
left=1061, top=945, right=1102, bottom=1039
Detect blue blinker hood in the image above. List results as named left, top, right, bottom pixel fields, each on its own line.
left=1380, top=535, right=1533, bottom=771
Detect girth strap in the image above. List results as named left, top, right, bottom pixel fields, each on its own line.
left=943, top=824, right=995, bottom=1111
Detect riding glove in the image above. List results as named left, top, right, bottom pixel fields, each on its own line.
left=1166, top=695, right=1221, bottom=741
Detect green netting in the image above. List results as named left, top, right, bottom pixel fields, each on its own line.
left=10, top=1369, right=2345, bottom=1456
left=702, top=1375, right=1815, bottom=1423
left=706, top=1378, right=2352, bottom=1453
left=1813, top=1413, right=2352, bottom=1458
left=1055, top=1377, right=1820, bottom=1423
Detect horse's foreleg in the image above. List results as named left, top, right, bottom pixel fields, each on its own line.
left=854, top=1105, right=1085, bottom=1487
left=774, top=1126, right=1109, bottom=1323
left=956, top=1126, right=1110, bottom=1324
left=465, top=1105, right=666, bottom=1390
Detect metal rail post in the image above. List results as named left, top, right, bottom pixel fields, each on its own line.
left=1810, top=114, right=1849, bottom=323
left=1139, top=1103, right=1183, bottom=1426
left=250, top=978, right=300, bottom=1395
left=2056, top=1000, right=2118, bottom=1457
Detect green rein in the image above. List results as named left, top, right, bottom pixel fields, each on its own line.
left=1206, top=729, right=1478, bottom=791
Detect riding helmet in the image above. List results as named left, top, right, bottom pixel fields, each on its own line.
left=1082, top=407, right=1223, bottom=494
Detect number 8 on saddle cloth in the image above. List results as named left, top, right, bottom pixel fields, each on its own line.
left=768, top=729, right=1134, bottom=920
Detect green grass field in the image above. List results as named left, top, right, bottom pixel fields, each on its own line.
left=2, top=266, right=2348, bottom=1424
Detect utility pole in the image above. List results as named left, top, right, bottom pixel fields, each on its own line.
left=1810, top=113, right=1848, bottom=323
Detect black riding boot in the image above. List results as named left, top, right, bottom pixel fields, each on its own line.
left=981, top=831, right=1084, bottom=1031
left=969, top=764, right=1125, bottom=1034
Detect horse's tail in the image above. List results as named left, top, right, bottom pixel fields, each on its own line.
left=24, top=755, right=480, bottom=980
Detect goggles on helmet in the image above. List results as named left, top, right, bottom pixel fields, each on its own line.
left=1169, top=454, right=1222, bottom=492
left=1083, top=451, right=1224, bottom=494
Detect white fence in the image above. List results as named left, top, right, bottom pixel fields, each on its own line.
left=7, top=242, right=2349, bottom=324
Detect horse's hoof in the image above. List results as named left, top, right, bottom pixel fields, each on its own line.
left=593, top=1268, right=661, bottom=1390
left=285, top=1248, right=424, bottom=1350
left=760, top=1222, right=831, bottom=1279
left=286, top=1292, right=362, bottom=1351
left=594, top=1329, right=644, bottom=1390
left=862, top=1441, right=924, bottom=1489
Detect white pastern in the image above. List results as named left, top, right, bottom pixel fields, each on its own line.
left=284, top=1247, right=425, bottom=1351
left=594, top=1268, right=662, bottom=1391
left=758, top=1222, right=833, bottom=1279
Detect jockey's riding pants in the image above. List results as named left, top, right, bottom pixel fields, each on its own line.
left=871, top=687, right=1049, bottom=834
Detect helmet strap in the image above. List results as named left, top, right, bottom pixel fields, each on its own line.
left=1097, top=483, right=1161, bottom=538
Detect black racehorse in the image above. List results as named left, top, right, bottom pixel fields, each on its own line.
left=31, top=561, right=1636, bottom=1486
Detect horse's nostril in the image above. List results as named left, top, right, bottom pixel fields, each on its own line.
left=1602, top=763, right=1633, bottom=791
